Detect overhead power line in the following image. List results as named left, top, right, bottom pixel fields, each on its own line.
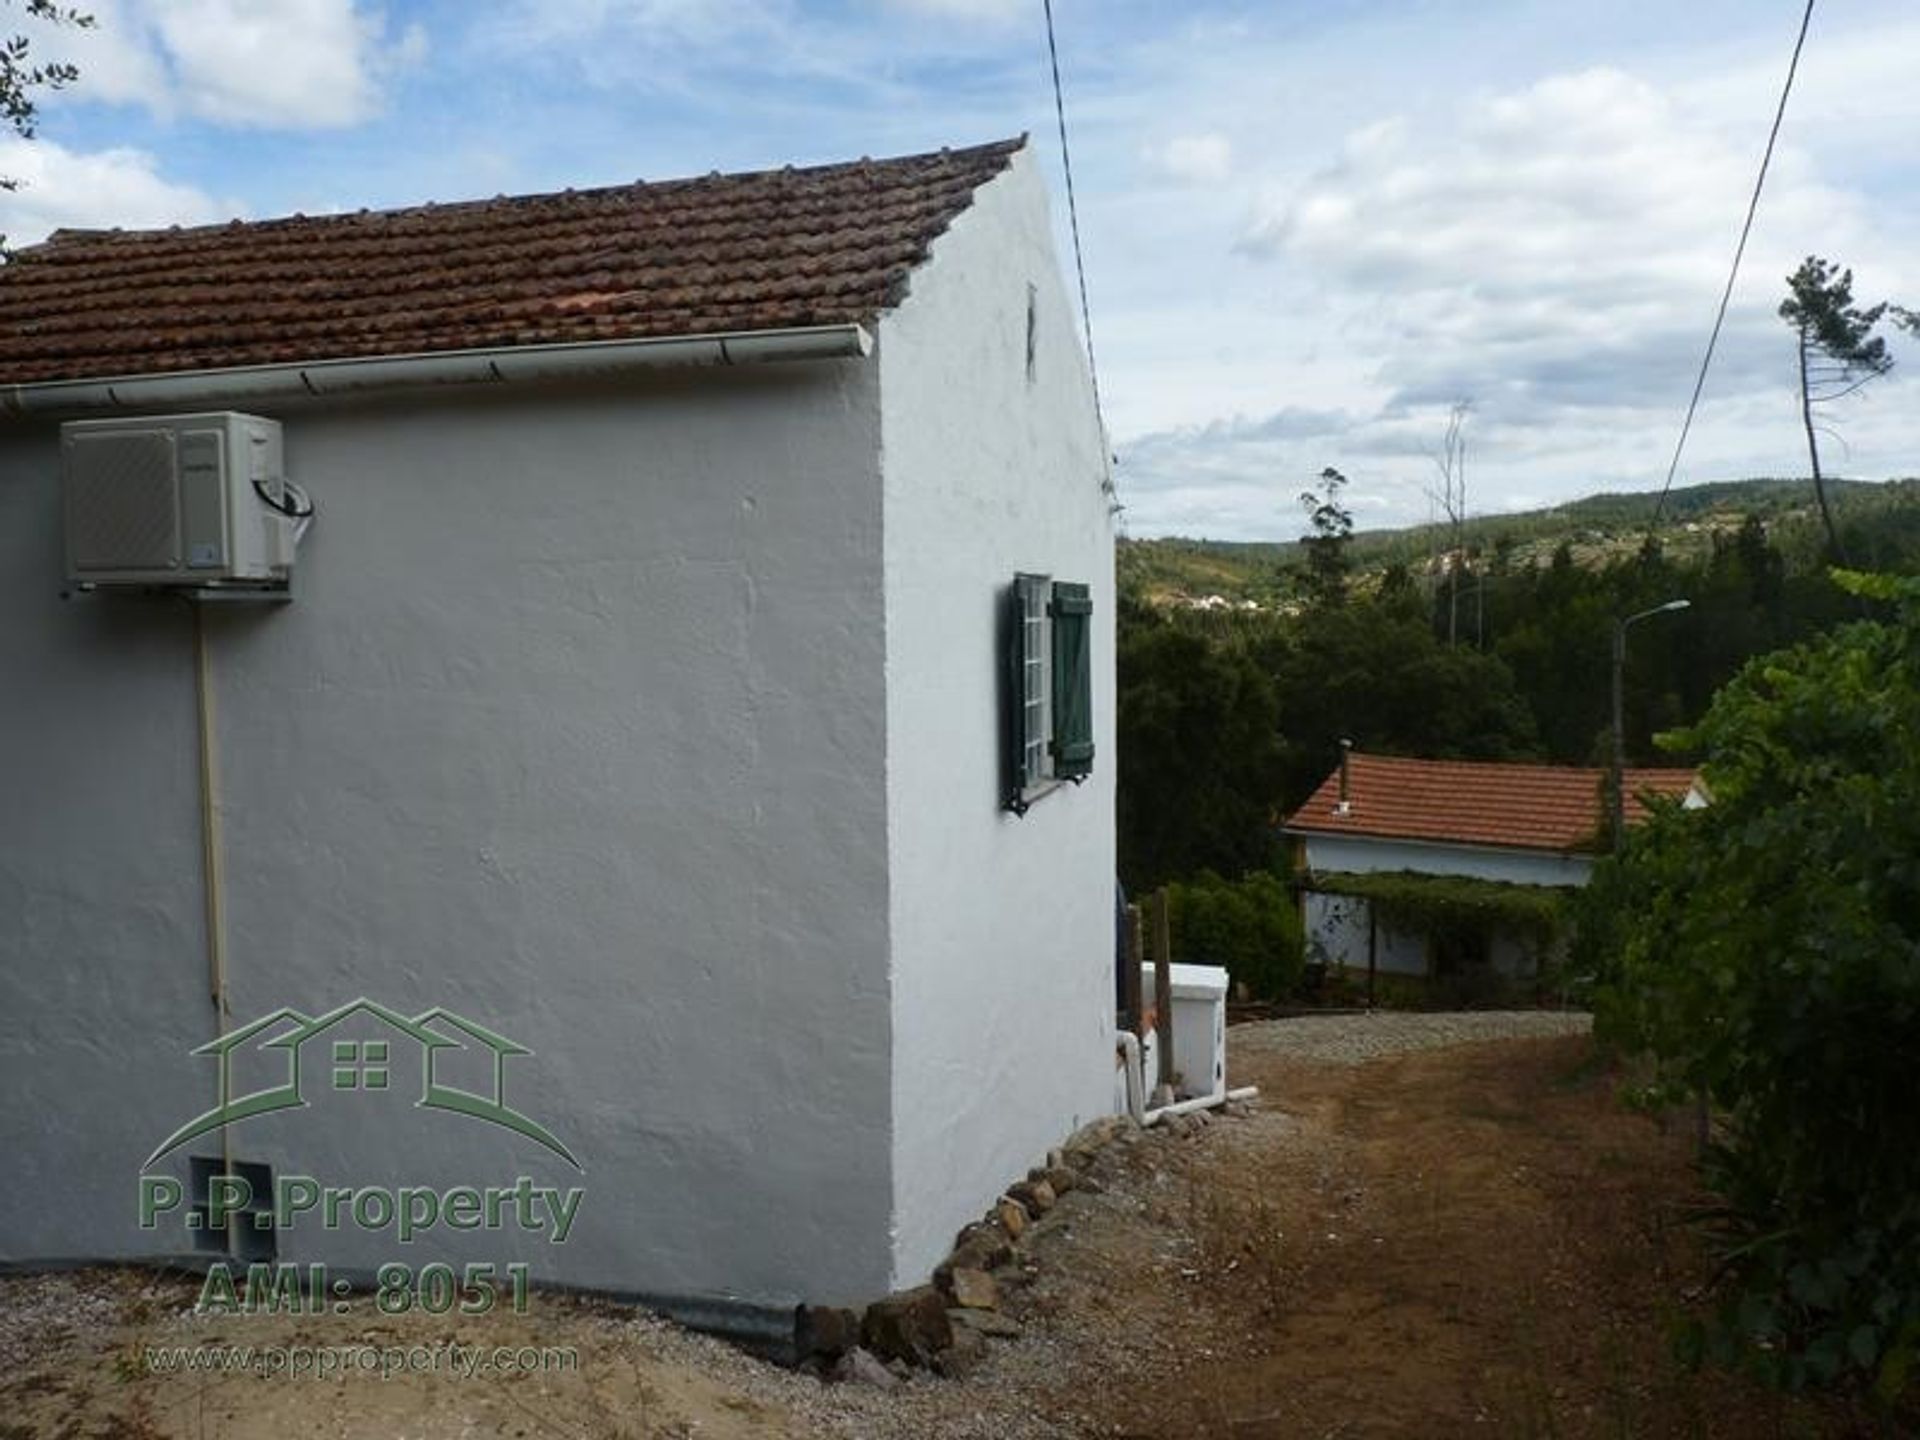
left=1647, top=0, right=1815, bottom=536
left=1041, top=0, right=1112, bottom=494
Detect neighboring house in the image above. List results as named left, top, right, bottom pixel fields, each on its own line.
left=0, top=139, right=1115, bottom=1318
left=1283, top=750, right=1699, bottom=981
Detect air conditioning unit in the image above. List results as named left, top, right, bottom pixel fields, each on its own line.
left=62, top=412, right=304, bottom=591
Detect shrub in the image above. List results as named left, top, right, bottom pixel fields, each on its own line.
left=1589, top=571, right=1920, bottom=1405
left=1166, top=870, right=1303, bottom=1000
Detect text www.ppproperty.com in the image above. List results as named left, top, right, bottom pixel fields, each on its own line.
left=142, top=1341, right=580, bottom=1381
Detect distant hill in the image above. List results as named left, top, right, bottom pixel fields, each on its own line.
left=1118, top=477, right=1920, bottom=608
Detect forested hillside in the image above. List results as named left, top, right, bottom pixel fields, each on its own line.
left=1118, top=476, right=1920, bottom=609
left=1116, top=477, right=1920, bottom=895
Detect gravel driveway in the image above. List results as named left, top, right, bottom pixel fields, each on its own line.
left=1228, top=1008, right=1592, bottom=1067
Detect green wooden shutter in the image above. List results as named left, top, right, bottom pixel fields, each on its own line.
left=1003, top=578, right=1032, bottom=812
left=1050, top=581, right=1094, bottom=780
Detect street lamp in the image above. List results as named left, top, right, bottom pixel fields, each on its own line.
left=1610, top=599, right=1691, bottom=848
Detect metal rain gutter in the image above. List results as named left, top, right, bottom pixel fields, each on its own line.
left=0, top=323, right=874, bottom=417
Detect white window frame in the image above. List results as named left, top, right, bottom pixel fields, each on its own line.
left=1019, top=572, right=1055, bottom=795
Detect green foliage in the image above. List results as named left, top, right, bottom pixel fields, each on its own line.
left=1262, top=600, right=1542, bottom=803
left=1116, top=595, right=1285, bottom=891
left=1780, top=257, right=1894, bottom=387
left=1115, top=534, right=1290, bottom=608
left=1115, top=478, right=1920, bottom=612
left=1167, top=870, right=1303, bottom=1001
left=1779, top=257, right=1902, bottom=555
left=1589, top=574, right=1920, bottom=1405
left=1296, top=466, right=1354, bottom=609
left=1310, top=870, right=1569, bottom=1009
left=1115, top=486, right=1920, bottom=935
left=1310, top=870, right=1571, bottom=953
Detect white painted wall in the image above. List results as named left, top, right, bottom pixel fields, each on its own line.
left=0, top=361, right=900, bottom=1305
left=0, top=149, right=1115, bottom=1311
left=1304, top=891, right=1427, bottom=975
left=877, top=148, right=1116, bottom=1287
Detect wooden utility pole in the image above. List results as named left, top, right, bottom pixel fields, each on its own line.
left=1151, top=887, right=1174, bottom=1094
left=1122, top=903, right=1144, bottom=1038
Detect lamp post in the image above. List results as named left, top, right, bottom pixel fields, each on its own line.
left=1610, top=599, right=1690, bottom=848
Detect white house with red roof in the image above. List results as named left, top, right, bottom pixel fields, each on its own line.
left=0, top=139, right=1115, bottom=1332
left=1283, top=749, right=1700, bottom=983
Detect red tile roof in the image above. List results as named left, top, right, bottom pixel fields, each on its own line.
left=1283, top=751, right=1698, bottom=854
left=0, top=138, right=1024, bottom=387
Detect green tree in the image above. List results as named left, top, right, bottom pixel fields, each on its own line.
left=1779, top=257, right=1896, bottom=556
left=1296, top=466, right=1353, bottom=609
left=1260, top=600, right=1540, bottom=807
left=1116, top=597, right=1286, bottom=890
left=1167, top=870, right=1303, bottom=1001
left=1588, top=571, right=1920, bottom=1404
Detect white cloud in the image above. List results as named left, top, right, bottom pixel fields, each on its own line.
left=24, top=0, right=423, bottom=129
left=486, top=0, right=775, bottom=45
left=0, top=138, right=230, bottom=245
left=1108, top=56, right=1920, bottom=537
left=1143, top=132, right=1232, bottom=185
left=153, top=0, right=374, bottom=126
left=20, top=0, right=170, bottom=111
left=879, top=0, right=1027, bottom=20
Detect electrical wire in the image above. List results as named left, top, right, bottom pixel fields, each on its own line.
left=1646, top=0, right=1815, bottom=538
left=1041, top=0, right=1112, bottom=492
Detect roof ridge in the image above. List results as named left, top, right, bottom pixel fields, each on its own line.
left=30, top=137, right=1028, bottom=255
left=1345, top=750, right=1693, bottom=778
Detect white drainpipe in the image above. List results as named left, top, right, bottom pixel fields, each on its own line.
left=0, top=323, right=873, bottom=416
left=1144, top=1085, right=1260, bottom=1126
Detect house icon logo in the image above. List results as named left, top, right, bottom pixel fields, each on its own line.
left=145, top=998, right=581, bottom=1171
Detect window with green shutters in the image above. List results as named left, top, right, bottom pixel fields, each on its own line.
left=1004, top=574, right=1094, bottom=813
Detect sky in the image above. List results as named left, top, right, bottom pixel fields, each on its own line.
left=3, top=0, right=1917, bottom=539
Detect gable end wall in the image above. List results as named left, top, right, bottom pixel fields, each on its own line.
left=876, top=147, right=1117, bottom=1287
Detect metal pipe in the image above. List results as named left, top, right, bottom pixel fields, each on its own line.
left=192, top=603, right=233, bottom=1176
left=1, top=325, right=874, bottom=416
left=1610, top=620, right=1627, bottom=848
left=1114, top=1031, right=1145, bottom=1124
left=1609, top=599, right=1690, bottom=848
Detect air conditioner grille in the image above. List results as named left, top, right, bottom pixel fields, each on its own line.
left=66, top=431, right=179, bottom=572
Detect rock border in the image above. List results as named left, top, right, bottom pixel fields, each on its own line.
left=795, top=1106, right=1251, bottom=1382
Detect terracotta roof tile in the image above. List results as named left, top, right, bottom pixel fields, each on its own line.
left=1283, top=751, right=1699, bottom=855
left=0, top=138, right=1024, bottom=386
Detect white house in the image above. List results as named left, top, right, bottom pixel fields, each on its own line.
left=1284, top=750, right=1698, bottom=981
left=0, top=139, right=1115, bottom=1329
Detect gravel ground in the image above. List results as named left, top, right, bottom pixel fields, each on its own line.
left=1227, top=1008, right=1591, bottom=1066
left=567, top=1011, right=1604, bottom=1438
left=0, top=1010, right=1599, bottom=1440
